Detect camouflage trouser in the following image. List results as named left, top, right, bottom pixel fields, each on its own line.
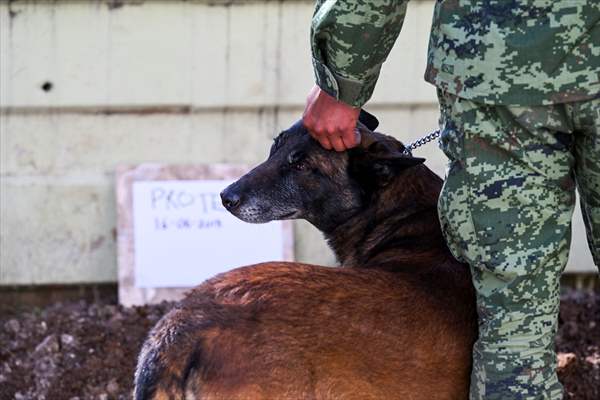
left=437, top=91, right=600, bottom=399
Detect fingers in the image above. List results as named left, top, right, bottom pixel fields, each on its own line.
left=313, top=132, right=333, bottom=150
left=304, top=121, right=345, bottom=151
left=302, top=86, right=361, bottom=152
left=303, top=120, right=330, bottom=150
left=329, top=134, right=346, bottom=152
left=324, top=125, right=359, bottom=151
left=304, top=121, right=357, bottom=152
left=340, top=127, right=360, bottom=149
left=303, top=116, right=328, bottom=149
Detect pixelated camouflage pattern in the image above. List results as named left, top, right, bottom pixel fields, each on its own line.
left=426, top=0, right=600, bottom=106
left=437, top=90, right=599, bottom=399
left=311, top=0, right=600, bottom=107
left=311, top=0, right=407, bottom=106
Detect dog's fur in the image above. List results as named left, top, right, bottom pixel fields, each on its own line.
left=134, top=112, right=477, bottom=400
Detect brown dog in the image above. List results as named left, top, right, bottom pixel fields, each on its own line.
left=134, top=112, right=477, bottom=400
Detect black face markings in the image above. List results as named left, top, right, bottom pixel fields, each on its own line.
left=227, top=115, right=430, bottom=232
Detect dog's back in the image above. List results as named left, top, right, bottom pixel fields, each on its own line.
left=135, top=262, right=475, bottom=400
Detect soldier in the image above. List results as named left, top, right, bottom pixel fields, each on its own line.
left=302, top=1, right=599, bottom=399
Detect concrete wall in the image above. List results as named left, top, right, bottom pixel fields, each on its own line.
left=0, top=0, right=595, bottom=285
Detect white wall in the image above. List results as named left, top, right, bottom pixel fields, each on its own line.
left=0, top=0, right=595, bottom=284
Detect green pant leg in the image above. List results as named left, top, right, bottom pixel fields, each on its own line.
left=570, top=99, right=600, bottom=267
left=437, top=92, right=577, bottom=400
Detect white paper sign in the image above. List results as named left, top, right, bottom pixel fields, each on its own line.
left=133, top=180, right=286, bottom=288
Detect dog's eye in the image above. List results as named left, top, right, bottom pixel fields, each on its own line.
left=293, top=162, right=306, bottom=171
left=287, top=151, right=306, bottom=170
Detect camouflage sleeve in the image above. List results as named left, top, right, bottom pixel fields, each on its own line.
left=311, top=0, right=408, bottom=107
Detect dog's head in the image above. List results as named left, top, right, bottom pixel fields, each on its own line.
left=220, top=111, right=425, bottom=232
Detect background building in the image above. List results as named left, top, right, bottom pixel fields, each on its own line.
left=0, top=0, right=595, bottom=291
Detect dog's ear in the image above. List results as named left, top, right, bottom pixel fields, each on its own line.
left=355, top=123, right=425, bottom=168
left=349, top=131, right=425, bottom=190
left=358, top=109, right=379, bottom=131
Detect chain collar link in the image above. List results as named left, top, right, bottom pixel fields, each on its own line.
left=402, top=129, right=441, bottom=156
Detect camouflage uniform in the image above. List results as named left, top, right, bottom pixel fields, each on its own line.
left=311, top=1, right=600, bottom=399
left=437, top=92, right=599, bottom=399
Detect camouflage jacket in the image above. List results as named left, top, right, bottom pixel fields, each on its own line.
left=311, top=0, right=600, bottom=107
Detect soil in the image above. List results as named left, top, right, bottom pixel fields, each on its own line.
left=0, top=290, right=598, bottom=400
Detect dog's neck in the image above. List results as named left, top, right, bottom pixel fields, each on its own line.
left=324, top=165, right=453, bottom=271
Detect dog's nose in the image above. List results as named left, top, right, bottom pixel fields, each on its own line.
left=221, top=190, right=241, bottom=210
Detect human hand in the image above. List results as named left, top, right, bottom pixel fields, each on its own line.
left=302, top=85, right=361, bottom=151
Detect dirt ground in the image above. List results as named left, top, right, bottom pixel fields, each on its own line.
left=1, top=290, right=598, bottom=400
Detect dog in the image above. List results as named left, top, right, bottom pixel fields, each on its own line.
left=134, top=111, right=477, bottom=400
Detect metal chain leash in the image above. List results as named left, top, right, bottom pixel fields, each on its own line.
left=402, top=129, right=441, bottom=156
